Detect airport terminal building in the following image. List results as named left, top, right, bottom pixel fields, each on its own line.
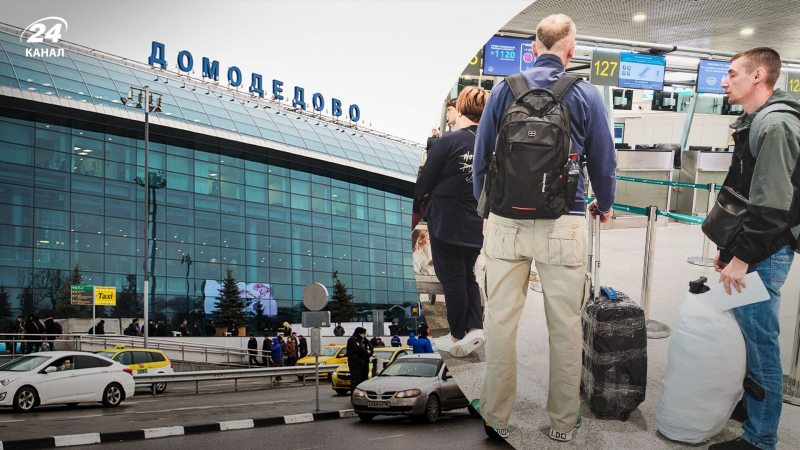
left=0, top=24, right=423, bottom=329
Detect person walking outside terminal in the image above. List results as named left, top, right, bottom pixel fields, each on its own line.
left=415, top=86, right=488, bottom=358
left=285, top=336, right=298, bottom=366
left=406, top=333, right=417, bottom=347
left=347, top=327, right=372, bottom=394
left=247, top=334, right=259, bottom=365
left=205, top=319, right=216, bottom=336
left=333, top=322, right=345, bottom=336
left=471, top=14, right=616, bottom=441
left=270, top=338, right=283, bottom=382
left=298, top=335, right=308, bottom=358
left=262, top=334, right=271, bottom=366
left=708, top=47, right=800, bottom=450
left=412, top=331, right=434, bottom=354
left=192, top=323, right=203, bottom=336
left=178, top=320, right=190, bottom=337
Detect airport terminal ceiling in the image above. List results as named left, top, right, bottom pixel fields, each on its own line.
left=505, top=0, right=800, bottom=60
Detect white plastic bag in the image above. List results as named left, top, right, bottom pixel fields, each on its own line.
left=656, top=289, right=746, bottom=444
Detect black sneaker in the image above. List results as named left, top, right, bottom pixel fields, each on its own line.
left=708, top=437, right=759, bottom=449
left=730, top=399, right=747, bottom=422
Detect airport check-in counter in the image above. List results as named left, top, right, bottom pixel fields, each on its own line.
left=614, top=149, right=675, bottom=227
left=675, top=150, right=732, bottom=217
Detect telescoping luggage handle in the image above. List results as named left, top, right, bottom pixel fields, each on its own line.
left=588, top=213, right=611, bottom=299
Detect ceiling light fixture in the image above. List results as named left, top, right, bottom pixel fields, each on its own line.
left=633, top=14, right=646, bottom=21
left=740, top=28, right=754, bottom=35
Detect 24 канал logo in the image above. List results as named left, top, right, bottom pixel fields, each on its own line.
left=21, top=17, right=67, bottom=58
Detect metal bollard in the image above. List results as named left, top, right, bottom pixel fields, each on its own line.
left=784, top=290, right=800, bottom=406
left=688, top=183, right=717, bottom=267
left=642, top=206, right=671, bottom=339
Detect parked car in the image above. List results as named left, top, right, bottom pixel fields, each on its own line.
left=351, top=353, right=472, bottom=423
left=296, top=344, right=346, bottom=380
left=331, top=346, right=411, bottom=395
left=0, top=351, right=135, bottom=413
left=94, top=346, right=174, bottom=394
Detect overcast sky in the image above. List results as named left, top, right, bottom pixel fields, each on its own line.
left=3, top=0, right=532, bottom=144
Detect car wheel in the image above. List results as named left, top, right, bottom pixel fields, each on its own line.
left=357, top=413, right=375, bottom=422
left=102, top=383, right=124, bottom=407
left=423, top=395, right=440, bottom=423
left=467, top=403, right=481, bottom=417
left=335, top=389, right=349, bottom=396
left=154, top=383, right=168, bottom=394
left=12, top=387, right=37, bottom=413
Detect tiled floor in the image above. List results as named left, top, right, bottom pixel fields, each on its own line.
left=424, top=223, right=800, bottom=449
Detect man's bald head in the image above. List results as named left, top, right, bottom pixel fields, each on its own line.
left=534, top=14, right=577, bottom=60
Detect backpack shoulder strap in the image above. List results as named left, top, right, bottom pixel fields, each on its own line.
left=549, top=74, right=580, bottom=101
left=506, top=73, right=530, bottom=99
left=749, top=103, right=800, bottom=157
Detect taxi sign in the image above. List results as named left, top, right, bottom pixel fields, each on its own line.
left=94, top=286, right=117, bottom=306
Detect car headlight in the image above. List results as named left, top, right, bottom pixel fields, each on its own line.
left=395, top=389, right=421, bottom=398
left=318, top=362, right=326, bottom=366
left=353, top=388, right=367, bottom=398
left=0, top=378, right=18, bottom=387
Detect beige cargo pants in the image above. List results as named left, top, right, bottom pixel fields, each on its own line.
left=479, top=212, right=590, bottom=432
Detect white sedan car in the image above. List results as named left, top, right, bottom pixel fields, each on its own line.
left=0, top=351, right=136, bottom=412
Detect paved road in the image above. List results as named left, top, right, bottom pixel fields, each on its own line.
left=68, top=410, right=511, bottom=450
left=0, top=377, right=509, bottom=449
left=0, top=376, right=344, bottom=440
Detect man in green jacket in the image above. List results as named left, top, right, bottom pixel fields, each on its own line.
left=711, top=47, right=799, bottom=450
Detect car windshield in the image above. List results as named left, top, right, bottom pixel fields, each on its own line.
left=0, top=356, right=50, bottom=372
left=94, top=351, right=117, bottom=359
left=380, top=360, right=438, bottom=378
left=373, top=351, right=396, bottom=360
left=321, top=347, right=340, bottom=356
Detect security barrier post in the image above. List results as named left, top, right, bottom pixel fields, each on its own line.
left=642, top=205, right=670, bottom=339
left=784, top=290, right=800, bottom=406
left=688, top=183, right=716, bottom=267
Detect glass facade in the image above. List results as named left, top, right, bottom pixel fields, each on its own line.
left=0, top=109, right=417, bottom=331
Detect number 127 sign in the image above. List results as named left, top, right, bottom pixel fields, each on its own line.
left=590, top=50, right=621, bottom=87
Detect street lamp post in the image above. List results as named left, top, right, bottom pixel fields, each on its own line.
left=122, top=86, right=162, bottom=348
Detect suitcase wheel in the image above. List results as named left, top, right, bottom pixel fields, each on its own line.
left=619, top=411, right=630, bottom=422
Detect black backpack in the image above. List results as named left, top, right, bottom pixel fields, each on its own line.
left=478, top=73, right=580, bottom=220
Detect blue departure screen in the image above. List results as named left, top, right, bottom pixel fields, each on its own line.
left=483, top=36, right=536, bottom=77
left=619, top=53, right=665, bottom=90
left=696, top=60, right=731, bottom=94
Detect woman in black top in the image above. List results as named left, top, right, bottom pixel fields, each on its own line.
left=414, top=86, right=488, bottom=358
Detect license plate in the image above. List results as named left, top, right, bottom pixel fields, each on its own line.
left=137, top=369, right=148, bottom=374
left=367, top=401, right=390, bottom=409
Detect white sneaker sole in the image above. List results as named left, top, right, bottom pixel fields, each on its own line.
left=450, top=336, right=484, bottom=358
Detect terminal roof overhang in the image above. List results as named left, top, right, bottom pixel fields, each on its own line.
left=0, top=24, right=422, bottom=190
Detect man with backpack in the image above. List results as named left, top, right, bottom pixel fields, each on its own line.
left=471, top=14, right=616, bottom=441
left=710, top=47, right=799, bottom=450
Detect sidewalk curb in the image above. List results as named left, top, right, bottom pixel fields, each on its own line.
left=0, top=409, right=358, bottom=450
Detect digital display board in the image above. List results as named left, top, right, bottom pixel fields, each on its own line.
left=618, top=53, right=665, bottom=90
left=483, top=36, right=535, bottom=77
left=696, top=60, right=731, bottom=94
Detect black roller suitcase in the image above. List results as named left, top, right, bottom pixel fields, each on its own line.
left=580, top=215, right=647, bottom=421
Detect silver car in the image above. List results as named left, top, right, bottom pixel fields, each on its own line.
left=351, top=353, right=473, bottom=423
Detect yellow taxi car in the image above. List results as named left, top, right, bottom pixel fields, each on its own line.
left=296, top=344, right=347, bottom=381
left=332, top=346, right=411, bottom=395
left=95, top=346, right=174, bottom=393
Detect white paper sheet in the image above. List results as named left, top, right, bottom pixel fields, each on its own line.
left=701, top=271, right=771, bottom=313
